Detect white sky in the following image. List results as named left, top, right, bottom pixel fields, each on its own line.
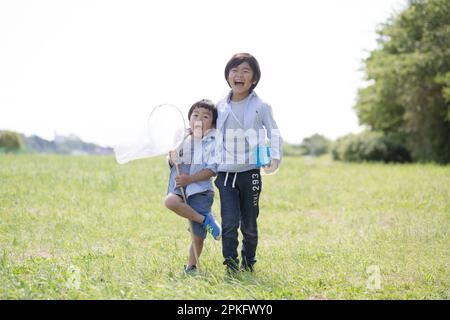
left=0, top=0, right=407, bottom=147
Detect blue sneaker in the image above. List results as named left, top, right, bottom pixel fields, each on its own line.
left=202, top=213, right=221, bottom=240
left=184, top=265, right=197, bottom=276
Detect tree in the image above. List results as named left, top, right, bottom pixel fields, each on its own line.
left=332, top=131, right=411, bottom=163
left=0, top=131, right=23, bottom=152
left=299, top=134, right=331, bottom=156
left=354, top=0, right=450, bottom=163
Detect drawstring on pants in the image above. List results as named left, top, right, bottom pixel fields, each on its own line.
left=232, top=172, right=237, bottom=188
left=224, top=172, right=229, bottom=187
left=223, top=172, right=238, bottom=189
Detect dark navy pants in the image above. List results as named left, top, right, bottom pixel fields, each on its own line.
left=215, top=169, right=262, bottom=270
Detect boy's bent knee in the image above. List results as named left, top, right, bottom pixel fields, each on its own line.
left=164, top=195, right=181, bottom=211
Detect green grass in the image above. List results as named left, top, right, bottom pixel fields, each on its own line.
left=0, top=154, right=449, bottom=299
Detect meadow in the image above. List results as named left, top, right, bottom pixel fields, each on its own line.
left=0, top=154, right=449, bottom=299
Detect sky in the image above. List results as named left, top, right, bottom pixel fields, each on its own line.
left=0, top=0, right=408, bottom=147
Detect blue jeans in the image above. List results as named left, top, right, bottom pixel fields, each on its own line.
left=215, top=169, right=262, bottom=270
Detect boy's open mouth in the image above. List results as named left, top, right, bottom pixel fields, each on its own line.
left=234, top=81, right=244, bottom=87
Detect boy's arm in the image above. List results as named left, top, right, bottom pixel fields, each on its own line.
left=175, top=137, right=218, bottom=187
left=189, top=168, right=216, bottom=183
left=175, top=169, right=215, bottom=188
left=166, top=150, right=178, bottom=169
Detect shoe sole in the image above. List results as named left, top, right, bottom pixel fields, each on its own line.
left=214, top=230, right=222, bottom=241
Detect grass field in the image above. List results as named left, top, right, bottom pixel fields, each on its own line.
left=0, top=154, right=449, bottom=299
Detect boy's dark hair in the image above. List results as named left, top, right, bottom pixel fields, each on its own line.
left=224, top=53, right=261, bottom=92
left=188, top=99, right=218, bottom=127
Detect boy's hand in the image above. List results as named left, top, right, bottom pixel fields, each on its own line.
left=168, top=150, right=177, bottom=166
left=175, top=173, right=192, bottom=188
left=263, top=159, right=280, bottom=174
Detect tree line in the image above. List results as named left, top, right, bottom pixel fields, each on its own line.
left=287, top=0, right=449, bottom=164
left=354, top=0, right=449, bottom=163
left=0, top=130, right=112, bottom=155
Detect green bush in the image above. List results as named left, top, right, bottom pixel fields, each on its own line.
left=0, top=131, right=23, bottom=153
left=282, top=143, right=304, bottom=157
left=332, top=132, right=411, bottom=163
left=299, top=134, right=331, bottom=157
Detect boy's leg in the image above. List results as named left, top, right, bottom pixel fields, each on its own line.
left=185, top=191, right=213, bottom=268
left=187, top=235, right=204, bottom=267
left=215, top=172, right=241, bottom=271
left=165, top=193, right=205, bottom=224
left=238, top=169, right=262, bottom=271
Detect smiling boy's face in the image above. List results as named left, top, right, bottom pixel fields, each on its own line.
left=189, top=107, right=214, bottom=138
left=227, top=62, right=255, bottom=101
